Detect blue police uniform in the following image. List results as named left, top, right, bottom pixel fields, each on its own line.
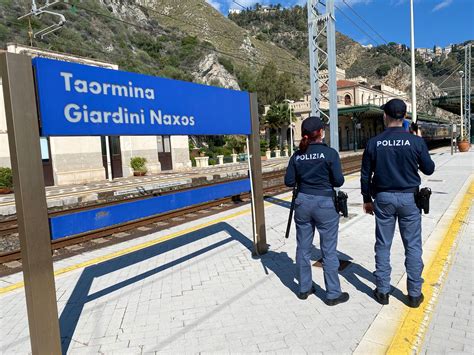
left=361, top=118, right=435, bottom=300
left=285, top=142, right=345, bottom=300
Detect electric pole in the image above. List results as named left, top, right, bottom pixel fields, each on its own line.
left=410, top=0, right=417, bottom=123
left=307, top=0, right=339, bottom=151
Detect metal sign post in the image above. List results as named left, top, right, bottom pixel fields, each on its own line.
left=0, top=53, right=61, bottom=353
left=248, top=93, right=268, bottom=255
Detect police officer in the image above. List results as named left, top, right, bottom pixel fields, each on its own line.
left=285, top=116, right=349, bottom=306
left=361, top=99, right=435, bottom=308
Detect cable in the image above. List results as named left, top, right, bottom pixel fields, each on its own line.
left=53, top=1, right=306, bottom=79
left=335, top=0, right=464, bottom=80
left=59, top=1, right=309, bottom=79
left=435, top=63, right=464, bottom=88
left=341, top=0, right=388, bottom=44
left=135, top=3, right=305, bottom=69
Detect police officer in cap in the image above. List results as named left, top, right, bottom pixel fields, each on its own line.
left=361, top=99, right=435, bottom=308
left=285, top=116, right=349, bottom=306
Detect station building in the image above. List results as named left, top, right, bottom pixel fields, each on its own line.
left=264, top=68, right=413, bottom=151
left=0, top=44, right=191, bottom=186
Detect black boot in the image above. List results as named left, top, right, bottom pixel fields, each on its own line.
left=297, top=286, right=316, bottom=300
left=408, top=293, right=424, bottom=308
left=373, top=289, right=389, bottom=305
left=325, top=292, right=350, bottom=306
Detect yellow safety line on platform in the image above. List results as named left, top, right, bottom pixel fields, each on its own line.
left=0, top=194, right=297, bottom=295
left=386, top=181, right=474, bottom=355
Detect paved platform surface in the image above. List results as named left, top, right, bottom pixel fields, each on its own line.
left=421, top=207, right=473, bottom=354
left=0, top=147, right=472, bottom=354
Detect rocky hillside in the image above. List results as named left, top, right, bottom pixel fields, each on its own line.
left=0, top=1, right=467, bottom=117
left=230, top=5, right=469, bottom=116
left=0, top=0, right=307, bottom=89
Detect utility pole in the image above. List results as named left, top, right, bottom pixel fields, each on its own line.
left=307, top=0, right=339, bottom=151
left=284, top=99, right=295, bottom=155
left=464, top=43, right=472, bottom=143
left=410, top=0, right=417, bottom=123
left=459, top=70, right=464, bottom=140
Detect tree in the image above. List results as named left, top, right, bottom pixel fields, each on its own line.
left=375, top=64, right=391, bottom=77
left=225, top=136, right=246, bottom=154
left=255, top=62, right=279, bottom=110
left=264, top=102, right=295, bottom=148
left=277, top=72, right=303, bottom=101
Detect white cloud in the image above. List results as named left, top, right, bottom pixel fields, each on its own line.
left=432, top=0, right=453, bottom=12
left=206, top=0, right=223, bottom=11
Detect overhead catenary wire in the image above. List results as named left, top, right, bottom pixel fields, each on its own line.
left=336, top=0, right=465, bottom=80
left=53, top=1, right=309, bottom=80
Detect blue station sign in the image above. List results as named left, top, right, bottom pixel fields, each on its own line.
left=33, top=58, right=252, bottom=136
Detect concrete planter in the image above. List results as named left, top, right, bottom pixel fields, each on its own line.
left=217, top=155, right=224, bottom=165
left=231, top=154, right=238, bottom=164
left=274, top=149, right=281, bottom=158
left=133, top=171, right=147, bottom=176
left=265, top=150, right=271, bottom=159
left=195, top=156, right=209, bottom=168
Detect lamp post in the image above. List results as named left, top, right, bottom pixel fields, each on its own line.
left=284, top=99, right=295, bottom=155
left=459, top=70, right=464, bottom=141
left=410, top=0, right=417, bottom=123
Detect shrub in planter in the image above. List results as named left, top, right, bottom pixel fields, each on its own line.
left=0, top=167, right=13, bottom=193
left=130, top=157, right=147, bottom=176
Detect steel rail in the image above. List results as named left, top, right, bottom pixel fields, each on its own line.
left=0, top=155, right=363, bottom=264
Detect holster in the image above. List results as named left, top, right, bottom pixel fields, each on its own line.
left=415, top=187, right=432, bottom=214
left=334, top=190, right=349, bottom=218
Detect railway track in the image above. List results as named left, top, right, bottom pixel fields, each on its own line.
left=0, top=154, right=362, bottom=267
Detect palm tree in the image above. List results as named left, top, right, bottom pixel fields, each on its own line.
left=264, top=102, right=295, bottom=149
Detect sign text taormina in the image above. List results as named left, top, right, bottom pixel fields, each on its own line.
left=34, top=58, right=251, bottom=136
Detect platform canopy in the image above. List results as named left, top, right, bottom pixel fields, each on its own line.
left=325, top=104, right=450, bottom=124
left=431, top=94, right=474, bottom=116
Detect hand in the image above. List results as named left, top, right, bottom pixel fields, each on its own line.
left=363, top=202, right=374, bottom=215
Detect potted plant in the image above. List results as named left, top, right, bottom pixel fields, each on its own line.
left=0, top=167, right=13, bottom=194
left=458, top=134, right=470, bottom=152
left=198, top=148, right=206, bottom=157
left=130, top=157, right=147, bottom=176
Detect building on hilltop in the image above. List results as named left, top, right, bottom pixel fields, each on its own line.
left=0, top=44, right=191, bottom=186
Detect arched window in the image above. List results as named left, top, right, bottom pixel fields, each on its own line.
left=344, top=94, right=352, bottom=105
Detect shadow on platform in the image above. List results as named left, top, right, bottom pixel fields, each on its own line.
left=59, top=222, right=253, bottom=354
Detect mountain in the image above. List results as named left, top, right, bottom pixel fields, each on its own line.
left=0, top=1, right=466, bottom=119
left=0, top=0, right=307, bottom=85
left=229, top=5, right=468, bottom=118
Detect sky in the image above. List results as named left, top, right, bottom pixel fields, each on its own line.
left=206, top=0, right=474, bottom=48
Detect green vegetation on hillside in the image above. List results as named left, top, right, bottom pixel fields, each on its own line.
left=0, top=0, right=210, bottom=80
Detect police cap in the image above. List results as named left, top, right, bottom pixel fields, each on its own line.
left=302, top=116, right=325, bottom=135
left=381, top=99, right=407, bottom=119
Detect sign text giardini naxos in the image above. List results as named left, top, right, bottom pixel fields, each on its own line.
left=60, top=72, right=195, bottom=126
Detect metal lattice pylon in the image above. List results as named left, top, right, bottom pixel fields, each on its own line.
left=464, top=43, right=472, bottom=142
left=307, top=0, right=339, bottom=151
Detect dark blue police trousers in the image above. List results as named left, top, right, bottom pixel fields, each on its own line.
left=294, top=192, right=342, bottom=299
left=374, top=192, right=424, bottom=297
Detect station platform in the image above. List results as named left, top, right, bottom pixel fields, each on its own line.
left=0, top=147, right=472, bottom=354
left=0, top=150, right=363, bottom=217
left=0, top=157, right=291, bottom=217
